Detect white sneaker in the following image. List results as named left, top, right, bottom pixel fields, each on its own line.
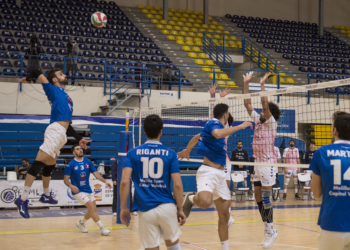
left=263, top=230, right=278, bottom=249
left=100, top=226, right=111, bottom=236
left=76, top=221, right=88, bottom=233
left=231, top=195, right=236, bottom=201
left=245, top=193, right=249, bottom=200
left=249, top=196, right=255, bottom=201
left=311, top=194, right=315, bottom=200
left=216, top=216, right=235, bottom=230
left=262, top=230, right=267, bottom=245
left=112, top=212, right=117, bottom=216
left=131, top=211, right=138, bottom=216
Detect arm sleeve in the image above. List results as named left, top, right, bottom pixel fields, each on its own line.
left=124, top=152, right=133, bottom=169
left=88, top=160, right=97, bottom=173
left=170, top=152, right=180, bottom=174
left=309, top=150, right=321, bottom=175
left=66, top=125, right=83, bottom=141
left=209, top=122, right=223, bottom=135
left=42, top=82, right=56, bottom=100
left=266, top=115, right=277, bottom=130
left=250, top=110, right=260, bottom=123
left=64, top=164, right=72, bottom=176
left=230, top=151, right=235, bottom=161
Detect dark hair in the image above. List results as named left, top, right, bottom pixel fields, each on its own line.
left=268, top=102, right=281, bottom=121
left=213, top=103, right=229, bottom=120
left=47, top=68, right=62, bottom=85
left=237, top=140, right=243, bottom=145
left=289, top=139, right=295, bottom=144
left=143, top=114, right=163, bottom=139
left=71, top=144, right=80, bottom=153
left=310, top=141, right=315, bottom=145
left=228, top=113, right=233, bottom=127
left=333, top=111, right=350, bottom=140
left=22, top=157, right=29, bottom=163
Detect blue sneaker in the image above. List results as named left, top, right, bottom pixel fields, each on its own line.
left=39, top=193, right=58, bottom=204
left=14, top=196, right=30, bottom=219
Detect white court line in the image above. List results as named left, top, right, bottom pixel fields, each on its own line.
left=191, top=242, right=318, bottom=249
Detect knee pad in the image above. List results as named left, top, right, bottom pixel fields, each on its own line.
left=285, top=177, right=290, bottom=185
left=294, top=177, right=298, bottom=185
left=27, top=161, right=46, bottom=176
left=42, top=164, right=56, bottom=177
left=261, top=190, right=272, bottom=209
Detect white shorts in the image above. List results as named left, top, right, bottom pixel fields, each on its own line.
left=318, top=229, right=350, bottom=250
left=234, top=170, right=247, bottom=178
left=138, top=203, right=181, bottom=249
left=73, top=192, right=95, bottom=205
left=39, top=122, right=67, bottom=158
left=251, top=175, right=259, bottom=182
left=197, top=165, right=231, bottom=201
left=254, top=159, right=276, bottom=187
left=286, top=168, right=298, bottom=177
left=224, top=164, right=232, bottom=181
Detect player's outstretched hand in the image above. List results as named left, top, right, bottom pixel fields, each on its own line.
left=240, top=121, right=253, bottom=129
left=79, top=138, right=92, bottom=150
left=120, top=208, right=131, bottom=227
left=70, top=185, right=79, bottom=194
left=105, top=181, right=112, bottom=189
left=260, top=72, right=270, bottom=86
left=219, top=88, right=230, bottom=98
left=177, top=210, right=186, bottom=225
left=177, top=149, right=190, bottom=160
left=209, top=83, right=218, bottom=98
left=17, top=78, right=31, bottom=84
left=243, top=71, right=254, bottom=84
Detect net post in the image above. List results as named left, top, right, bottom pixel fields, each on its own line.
left=19, top=54, right=22, bottom=92
left=307, top=74, right=310, bottom=104
left=178, top=67, right=182, bottom=99
left=104, top=60, right=107, bottom=96
left=277, top=73, right=280, bottom=103
left=116, top=131, right=133, bottom=224
left=336, top=76, right=340, bottom=105
left=138, top=110, right=142, bottom=146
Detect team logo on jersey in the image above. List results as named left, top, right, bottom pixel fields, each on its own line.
left=86, top=164, right=89, bottom=169
left=80, top=171, right=86, bottom=179
left=67, top=97, right=72, bottom=103
left=74, top=166, right=78, bottom=170
left=93, top=184, right=102, bottom=201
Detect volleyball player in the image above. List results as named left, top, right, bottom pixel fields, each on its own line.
left=283, top=139, right=301, bottom=199
left=120, top=114, right=186, bottom=250
left=64, top=144, right=112, bottom=236
left=14, top=68, right=91, bottom=219
left=310, top=111, right=350, bottom=250
left=243, top=72, right=281, bottom=249
left=179, top=103, right=252, bottom=250
left=303, top=141, right=316, bottom=200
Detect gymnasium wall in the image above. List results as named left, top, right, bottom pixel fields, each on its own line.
left=115, top=0, right=350, bottom=27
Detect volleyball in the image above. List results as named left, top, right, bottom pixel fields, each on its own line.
left=91, top=12, right=107, bottom=28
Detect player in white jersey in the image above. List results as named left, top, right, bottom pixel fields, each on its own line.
left=243, top=72, right=281, bottom=249
left=282, top=139, right=301, bottom=200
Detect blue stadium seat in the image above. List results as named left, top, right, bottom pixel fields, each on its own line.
left=95, top=52, right=105, bottom=58
left=107, top=40, right=116, bottom=46
left=123, top=47, right=131, bottom=54
left=78, top=44, right=88, bottom=50
left=129, top=54, right=138, bottom=61
left=92, top=66, right=103, bottom=73
left=20, top=45, right=28, bottom=52
left=10, top=53, right=20, bottom=59
left=134, top=48, right=144, bottom=54
left=150, top=43, right=159, bottom=49
left=77, top=58, right=87, bottom=64
left=83, top=51, right=93, bottom=57
left=58, top=49, right=66, bottom=55
left=85, top=73, right=97, bottom=80
left=0, top=53, right=9, bottom=59
left=14, top=61, right=26, bottom=68
left=101, top=46, right=110, bottom=52
left=4, top=37, right=15, bottom=44
left=81, top=31, right=91, bottom=37
left=7, top=45, right=19, bottom=51
left=80, top=65, right=91, bottom=72
left=145, top=49, right=154, bottom=55
left=140, top=55, right=150, bottom=62
left=43, top=41, right=53, bottom=47
left=156, top=50, right=165, bottom=56
left=46, top=48, right=57, bottom=55
left=151, top=56, right=161, bottom=62
left=90, top=45, right=100, bottom=51
left=139, top=43, right=149, bottom=49
left=3, top=68, right=15, bottom=75
left=117, top=53, right=126, bottom=60
left=2, top=30, right=12, bottom=37
left=161, top=57, right=171, bottom=63
left=298, top=66, right=307, bottom=72
left=49, top=55, right=62, bottom=62
left=96, top=39, right=106, bottom=45
left=106, top=52, right=116, bottom=59
left=112, top=47, right=122, bottom=53
left=14, top=31, right=25, bottom=38
left=50, top=35, right=61, bottom=41
left=0, top=60, right=12, bottom=67
left=118, top=41, right=127, bottom=47
left=41, top=62, right=53, bottom=69
left=17, top=38, right=28, bottom=45
left=85, top=38, right=95, bottom=44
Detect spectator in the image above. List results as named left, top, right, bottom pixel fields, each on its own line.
left=111, top=158, right=118, bottom=216
left=15, top=157, right=31, bottom=180
left=66, top=40, right=80, bottom=85
left=161, top=63, right=178, bottom=90
left=230, top=141, right=249, bottom=200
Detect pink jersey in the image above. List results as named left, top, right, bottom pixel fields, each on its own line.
left=251, top=110, right=277, bottom=162
left=283, top=148, right=299, bottom=168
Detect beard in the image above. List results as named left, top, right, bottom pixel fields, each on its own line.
left=79, top=152, right=84, bottom=157
left=59, top=77, right=68, bottom=85
left=237, top=146, right=242, bottom=149
left=290, top=145, right=294, bottom=148
left=259, top=116, right=266, bottom=123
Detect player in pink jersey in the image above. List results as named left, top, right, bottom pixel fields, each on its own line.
left=282, top=139, right=301, bottom=200
left=243, top=72, right=281, bottom=249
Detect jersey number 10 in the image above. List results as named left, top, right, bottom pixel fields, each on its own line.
left=331, top=160, right=350, bottom=185
left=141, top=157, right=164, bottom=179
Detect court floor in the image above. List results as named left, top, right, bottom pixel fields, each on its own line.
left=0, top=190, right=321, bottom=250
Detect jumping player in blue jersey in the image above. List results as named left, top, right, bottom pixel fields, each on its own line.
left=64, top=144, right=112, bottom=236
left=178, top=103, right=252, bottom=250
left=120, top=114, right=186, bottom=250
left=14, top=68, right=91, bottom=219
left=310, top=111, right=350, bottom=250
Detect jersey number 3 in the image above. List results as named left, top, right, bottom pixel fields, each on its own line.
left=331, top=159, right=350, bottom=185
left=141, top=157, right=164, bottom=179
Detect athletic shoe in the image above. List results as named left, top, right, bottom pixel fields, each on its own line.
left=39, top=193, right=58, bottom=204
left=262, top=230, right=268, bottom=246
left=112, top=212, right=117, bottom=216
left=183, top=192, right=195, bottom=218
left=295, top=193, right=301, bottom=200
left=216, top=216, right=235, bottom=230
left=100, top=226, right=111, bottom=236
left=14, top=196, right=30, bottom=219
left=131, top=211, right=138, bottom=216
left=263, top=230, right=278, bottom=249
left=283, top=193, right=286, bottom=200
left=76, top=220, right=88, bottom=233
left=310, top=193, right=315, bottom=200
left=231, top=195, right=236, bottom=201
left=245, top=193, right=249, bottom=200
left=249, top=196, right=255, bottom=201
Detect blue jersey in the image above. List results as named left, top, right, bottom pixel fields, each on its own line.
left=125, top=141, right=180, bottom=212
left=42, top=83, right=73, bottom=124
left=197, top=118, right=226, bottom=165
left=64, top=157, right=97, bottom=195
left=309, top=140, right=350, bottom=232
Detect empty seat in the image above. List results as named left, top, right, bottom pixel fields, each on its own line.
left=7, top=45, right=19, bottom=51
left=0, top=60, right=12, bottom=67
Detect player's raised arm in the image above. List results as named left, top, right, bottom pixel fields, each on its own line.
left=212, top=121, right=253, bottom=139
left=243, top=71, right=254, bottom=116
left=209, top=84, right=231, bottom=119
left=17, top=69, right=49, bottom=84
left=259, top=73, right=272, bottom=120
left=178, top=133, right=201, bottom=160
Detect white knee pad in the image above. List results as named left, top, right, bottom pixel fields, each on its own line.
left=294, top=177, right=298, bottom=185
left=285, top=177, right=290, bottom=185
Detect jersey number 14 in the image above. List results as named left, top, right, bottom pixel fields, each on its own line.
left=331, top=159, right=350, bottom=185
left=141, top=157, right=164, bottom=178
